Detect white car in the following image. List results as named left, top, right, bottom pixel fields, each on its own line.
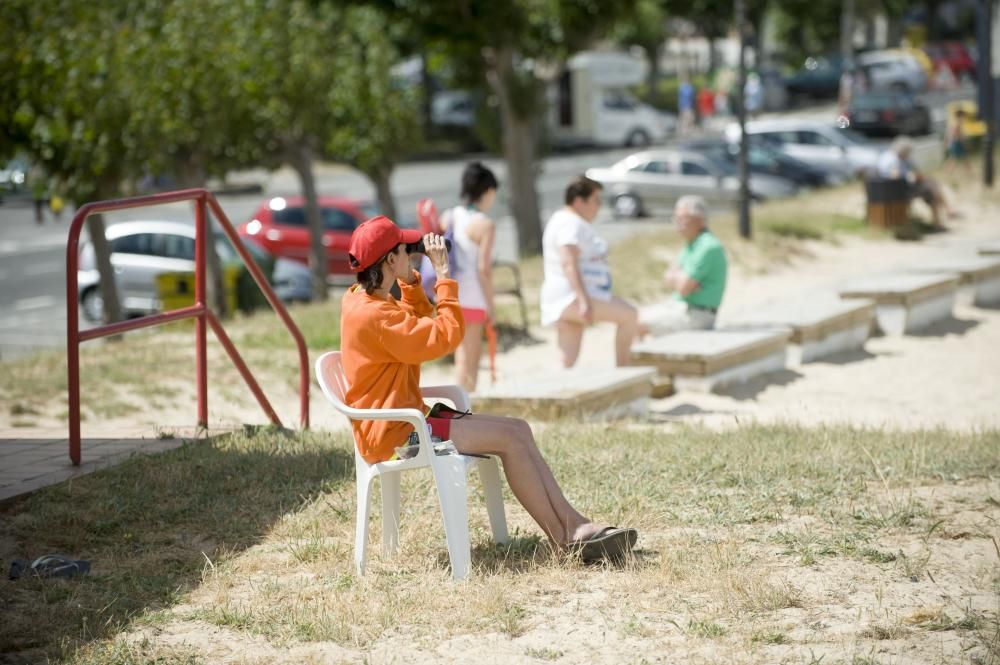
left=726, top=119, right=881, bottom=177
left=77, top=220, right=313, bottom=321
left=586, top=149, right=798, bottom=218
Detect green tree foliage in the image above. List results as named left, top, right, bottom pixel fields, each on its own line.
left=365, top=0, right=637, bottom=256
left=3, top=0, right=417, bottom=305
left=327, top=7, right=421, bottom=221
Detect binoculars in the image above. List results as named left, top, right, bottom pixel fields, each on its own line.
left=406, top=238, right=452, bottom=255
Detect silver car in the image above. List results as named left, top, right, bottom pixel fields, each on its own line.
left=727, top=119, right=881, bottom=177
left=77, top=220, right=313, bottom=321
left=585, top=149, right=799, bottom=218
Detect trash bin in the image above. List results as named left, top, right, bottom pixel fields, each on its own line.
left=865, top=177, right=910, bottom=228
left=157, top=266, right=240, bottom=314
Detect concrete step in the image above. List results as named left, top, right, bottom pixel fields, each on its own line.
left=471, top=366, right=657, bottom=420
left=631, top=329, right=790, bottom=393
left=839, top=273, right=959, bottom=335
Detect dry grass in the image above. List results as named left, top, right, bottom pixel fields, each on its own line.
left=1, top=424, right=997, bottom=663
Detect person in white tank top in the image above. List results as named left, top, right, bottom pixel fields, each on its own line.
left=441, top=162, right=498, bottom=392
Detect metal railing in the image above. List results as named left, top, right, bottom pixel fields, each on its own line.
left=65, top=188, right=310, bottom=465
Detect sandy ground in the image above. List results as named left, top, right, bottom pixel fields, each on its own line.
left=443, top=191, right=1000, bottom=433
left=8, top=188, right=999, bottom=438
left=4, top=189, right=1000, bottom=665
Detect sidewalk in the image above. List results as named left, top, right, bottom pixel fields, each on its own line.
left=0, top=427, right=201, bottom=505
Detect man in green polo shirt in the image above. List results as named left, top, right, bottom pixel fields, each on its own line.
left=642, top=195, right=728, bottom=335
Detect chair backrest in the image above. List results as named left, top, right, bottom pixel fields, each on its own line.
left=315, top=351, right=350, bottom=415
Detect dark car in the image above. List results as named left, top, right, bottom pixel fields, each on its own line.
left=845, top=92, right=932, bottom=137
left=680, top=138, right=843, bottom=188
left=784, top=55, right=843, bottom=100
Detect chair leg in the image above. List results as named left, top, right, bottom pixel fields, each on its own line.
left=477, top=457, right=509, bottom=544
left=380, top=472, right=402, bottom=555
left=355, top=468, right=375, bottom=576
left=431, top=455, right=472, bottom=580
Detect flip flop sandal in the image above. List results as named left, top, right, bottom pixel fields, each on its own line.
left=9, top=555, right=91, bottom=579
left=569, top=527, right=638, bottom=564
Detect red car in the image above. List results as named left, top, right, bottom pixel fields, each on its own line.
left=238, top=196, right=380, bottom=276
left=925, top=42, right=976, bottom=80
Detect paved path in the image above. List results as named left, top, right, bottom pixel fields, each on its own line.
left=0, top=429, right=196, bottom=505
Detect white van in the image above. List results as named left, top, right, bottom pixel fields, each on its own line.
left=548, top=51, right=675, bottom=148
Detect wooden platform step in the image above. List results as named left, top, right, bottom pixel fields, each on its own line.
left=630, top=329, right=790, bottom=393
left=838, top=273, right=959, bottom=336
left=726, top=295, right=875, bottom=366
left=979, top=242, right=1000, bottom=257
left=904, top=256, right=1000, bottom=307
left=471, top=366, right=657, bottom=420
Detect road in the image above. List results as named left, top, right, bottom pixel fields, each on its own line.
left=0, top=145, right=659, bottom=360
left=0, top=88, right=972, bottom=360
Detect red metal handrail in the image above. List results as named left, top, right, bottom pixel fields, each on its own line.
left=66, top=188, right=310, bottom=465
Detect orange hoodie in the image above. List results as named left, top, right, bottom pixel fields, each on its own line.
left=340, top=271, right=465, bottom=463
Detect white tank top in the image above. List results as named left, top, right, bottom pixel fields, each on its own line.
left=449, top=205, right=490, bottom=311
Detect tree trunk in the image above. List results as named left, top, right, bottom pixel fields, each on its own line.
left=289, top=143, right=328, bottom=302
left=371, top=167, right=397, bottom=221
left=86, top=212, right=122, bottom=327
left=484, top=46, right=543, bottom=258
left=645, top=43, right=663, bottom=106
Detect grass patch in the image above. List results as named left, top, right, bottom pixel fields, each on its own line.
left=1, top=424, right=996, bottom=661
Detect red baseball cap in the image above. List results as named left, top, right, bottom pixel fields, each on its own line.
left=348, top=216, right=422, bottom=272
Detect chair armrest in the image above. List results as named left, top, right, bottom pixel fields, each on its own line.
left=420, top=384, right=471, bottom=411
left=338, top=404, right=428, bottom=430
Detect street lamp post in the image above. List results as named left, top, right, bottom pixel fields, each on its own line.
left=736, top=0, right=751, bottom=238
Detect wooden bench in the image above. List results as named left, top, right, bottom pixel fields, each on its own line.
left=838, top=273, right=959, bottom=336
left=630, top=329, right=790, bottom=393
left=904, top=256, right=1000, bottom=307
left=726, top=296, right=876, bottom=366
left=472, top=366, right=657, bottom=420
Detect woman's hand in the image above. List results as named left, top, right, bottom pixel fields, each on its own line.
left=424, top=233, right=450, bottom=280
left=577, top=297, right=593, bottom=324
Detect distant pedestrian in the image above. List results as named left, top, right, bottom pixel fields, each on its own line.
left=678, top=77, right=696, bottom=136
left=697, top=87, right=715, bottom=124
left=838, top=64, right=855, bottom=118
left=744, top=73, right=763, bottom=118
left=944, top=108, right=972, bottom=179
left=28, top=164, right=48, bottom=225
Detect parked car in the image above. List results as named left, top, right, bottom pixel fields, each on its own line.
left=726, top=119, right=882, bottom=176
left=924, top=41, right=976, bottom=81
left=585, top=149, right=798, bottom=218
left=0, top=156, right=29, bottom=195
left=238, top=196, right=379, bottom=278
left=784, top=55, right=844, bottom=100
left=856, top=50, right=929, bottom=94
left=845, top=91, right=932, bottom=136
left=77, top=220, right=313, bottom=322
left=680, top=138, right=845, bottom=188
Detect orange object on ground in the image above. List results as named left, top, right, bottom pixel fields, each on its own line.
left=340, top=272, right=465, bottom=463
left=484, top=319, right=498, bottom=384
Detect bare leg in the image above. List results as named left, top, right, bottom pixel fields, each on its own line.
left=449, top=414, right=603, bottom=545
left=453, top=322, right=483, bottom=393
left=590, top=297, right=640, bottom=366
left=561, top=297, right=640, bottom=366
left=555, top=318, right=584, bottom=368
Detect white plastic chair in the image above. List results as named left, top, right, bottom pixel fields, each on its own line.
left=315, top=351, right=509, bottom=580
